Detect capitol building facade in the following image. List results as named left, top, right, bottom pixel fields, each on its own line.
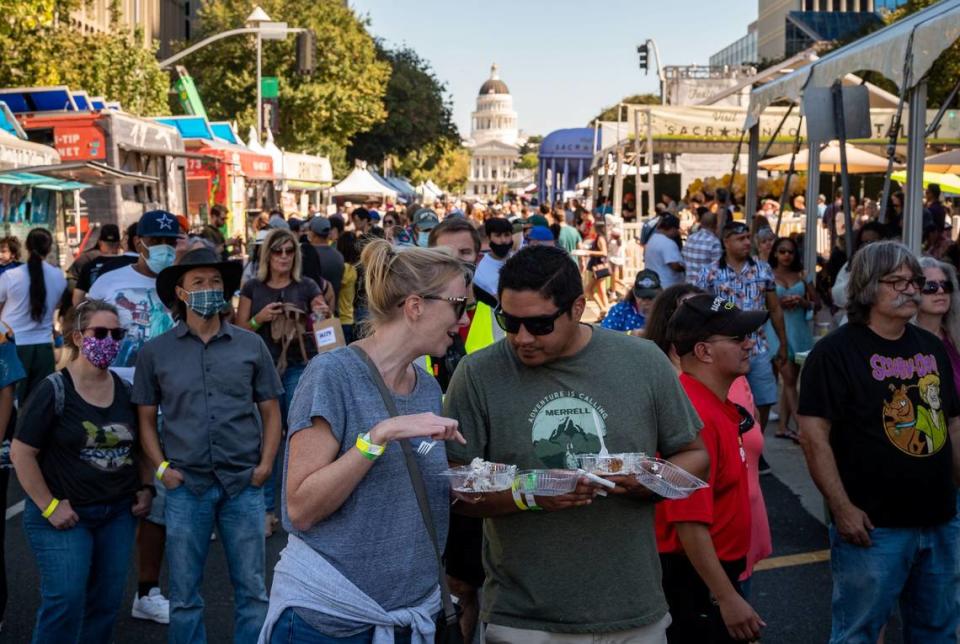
left=465, top=64, right=524, bottom=199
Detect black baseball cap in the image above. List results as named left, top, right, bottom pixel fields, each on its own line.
left=98, top=224, right=120, bottom=243
left=632, top=269, right=662, bottom=299
left=670, top=294, right=768, bottom=356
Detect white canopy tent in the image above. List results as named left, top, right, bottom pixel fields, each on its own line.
left=744, top=0, right=960, bottom=264
left=329, top=165, right=398, bottom=201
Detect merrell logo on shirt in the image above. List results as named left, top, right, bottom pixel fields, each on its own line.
left=529, top=392, right=608, bottom=468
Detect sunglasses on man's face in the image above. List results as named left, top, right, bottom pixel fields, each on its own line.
left=494, top=305, right=570, bottom=336
left=922, top=280, right=955, bottom=295
left=85, top=327, right=127, bottom=341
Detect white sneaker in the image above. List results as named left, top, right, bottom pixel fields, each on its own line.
left=769, top=410, right=780, bottom=422
left=132, top=587, right=170, bottom=624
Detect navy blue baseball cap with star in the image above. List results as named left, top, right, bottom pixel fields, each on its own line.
left=138, top=210, right=181, bottom=238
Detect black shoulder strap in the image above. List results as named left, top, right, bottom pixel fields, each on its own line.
left=349, top=345, right=458, bottom=627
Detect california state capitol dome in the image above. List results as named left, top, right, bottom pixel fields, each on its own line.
left=465, top=64, right=524, bottom=198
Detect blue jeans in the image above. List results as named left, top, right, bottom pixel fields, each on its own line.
left=22, top=497, right=136, bottom=644
left=264, top=363, right=305, bottom=514
left=829, top=518, right=960, bottom=644
left=165, top=482, right=267, bottom=644
left=268, top=608, right=413, bottom=644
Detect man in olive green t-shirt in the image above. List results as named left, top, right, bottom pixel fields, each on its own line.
left=445, top=246, right=708, bottom=643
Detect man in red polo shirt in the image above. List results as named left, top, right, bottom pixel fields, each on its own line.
left=657, top=294, right=767, bottom=643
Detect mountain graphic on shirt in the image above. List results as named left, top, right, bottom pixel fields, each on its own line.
left=534, top=416, right=601, bottom=468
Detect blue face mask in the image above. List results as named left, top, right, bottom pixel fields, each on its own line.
left=144, top=243, right=176, bottom=274
left=417, top=232, right=431, bottom=247
left=182, top=289, right=226, bottom=319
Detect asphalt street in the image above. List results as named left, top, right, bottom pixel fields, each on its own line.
left=0, top=429, right=873, bottom=644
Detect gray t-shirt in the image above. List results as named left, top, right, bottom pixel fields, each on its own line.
left=445, top=327, right=702, bottom=634
left=282, top=347, right=447, bottom=636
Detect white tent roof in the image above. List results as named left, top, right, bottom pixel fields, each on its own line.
left=330, top=166, right=398, bottom=199
left=746, top=0, right=960, bottom=127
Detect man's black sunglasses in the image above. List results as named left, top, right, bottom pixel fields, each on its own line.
left=494, top=304, right=572, bottom=336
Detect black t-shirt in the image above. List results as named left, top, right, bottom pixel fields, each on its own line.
left=798, top=323, right=958, bottom=527
left=15, top=370, right=140, bottom=506
left=239, top=278, right=322, bottom=365
left=313, top=244, right=345, bottom=304
left=76, top=253, right=139, bottom=293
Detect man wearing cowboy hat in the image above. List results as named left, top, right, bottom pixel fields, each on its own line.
left=132, top=248, right=283, bottom=644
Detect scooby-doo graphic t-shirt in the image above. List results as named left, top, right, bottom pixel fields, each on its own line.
left=445, top=327, right=702, bottom=634
left=799, top=323, right=958, bottom=528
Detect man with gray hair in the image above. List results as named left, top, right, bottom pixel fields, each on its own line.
left=798, top=241, right=960, bottom=643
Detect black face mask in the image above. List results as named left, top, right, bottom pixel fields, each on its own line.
left=489, top=241, right=513, bottom=258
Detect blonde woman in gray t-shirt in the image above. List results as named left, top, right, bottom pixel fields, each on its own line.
left=260, top=240, right=471, bottom=643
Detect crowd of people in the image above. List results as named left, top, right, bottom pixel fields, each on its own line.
left=0, top=190, right=955, bottom=644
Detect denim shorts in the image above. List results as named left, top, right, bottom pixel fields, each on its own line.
left=747, top=351, right=778, bottom=407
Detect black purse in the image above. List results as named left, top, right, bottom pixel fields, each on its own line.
left=350, top=346, right=465, bottom=644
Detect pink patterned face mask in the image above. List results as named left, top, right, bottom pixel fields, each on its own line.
left=81, top=336, right=121, bottom=369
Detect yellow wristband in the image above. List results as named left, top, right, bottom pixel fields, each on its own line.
left=356, top=432, right=386, bottom=461
left=156, top=461, right=170, bottom=481
left=41, top=498, right=59, bottom=519
left=511, top=483, right=528, bottom=511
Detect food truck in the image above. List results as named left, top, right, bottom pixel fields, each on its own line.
left=156, top=116, right=277, bottom=238
left=0, top=86, right=189, bottom=230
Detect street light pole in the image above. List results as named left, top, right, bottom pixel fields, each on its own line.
left=256, top=29, right=262, bottom=140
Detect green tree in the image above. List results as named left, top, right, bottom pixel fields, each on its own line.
left=0, top=1, right=168, bottom=114
left=394, top=140, right=468, bottom=194
left=349, top=44, right=458, bottom=169
left=591, top=94, right=660, bottom=123
left=179, top=0, right=390, bottom=156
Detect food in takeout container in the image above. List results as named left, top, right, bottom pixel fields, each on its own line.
left=634, top=457, right=709, bottom=499
left=576, top=452, right=645, bottom=476
left=443, top=458, right=516, bottom=494
left=513, top=469, right=580, bottom=496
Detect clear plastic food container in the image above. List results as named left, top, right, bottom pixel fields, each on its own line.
left=576, top=453, right=645, bottom=476
left=513, top=469, right=580, bottom=496
left=442, top=463, right=516, bottom=494
left=635, top=457, right=709, bottom=499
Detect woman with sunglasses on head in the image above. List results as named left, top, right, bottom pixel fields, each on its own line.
left=236, top=228, right=332, bottom=536
left=261, top=239, right=468, bottom=642
left=915, top=257, right=960, bottom=398
left=766, top=236, right=816, bottom=442
left=11, top=299, right=152, bottom=643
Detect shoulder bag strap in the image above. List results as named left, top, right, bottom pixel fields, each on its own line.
left=349, top=345, right=459, bottom=627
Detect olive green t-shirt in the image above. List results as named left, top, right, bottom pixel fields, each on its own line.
left=444, top=327, right=702, bottom=634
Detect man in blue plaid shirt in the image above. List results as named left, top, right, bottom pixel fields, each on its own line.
left=682, top=210, right=722, bottom=284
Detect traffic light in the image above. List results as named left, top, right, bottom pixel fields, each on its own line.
left=296, top=30, right=316, bottom=75
left=637, top=43, right=649, bottom=73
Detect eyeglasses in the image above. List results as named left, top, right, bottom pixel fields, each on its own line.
left=271, top=246, right=296, bottom=257
left=922, top=280, right=955, bottom=295
left=421, top=295, right=472, bottom=319
left=703, top=334, right=749, bottom=345
left=85, top=327, right=127, bottom=341
left=879, top=276, right=925, bottom=293
left=383, top=219, right=396, bottom=227
left=777, top=248, right=795, bottom=255
left=494, top=304, right=571, bottom=336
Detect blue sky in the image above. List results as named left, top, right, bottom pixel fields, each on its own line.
left=350, top=0, right=757, bottom=138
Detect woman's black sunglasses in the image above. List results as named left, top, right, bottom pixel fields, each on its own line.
left=922, top=280, right=955, bottom=295
left=85, top=327, right=127, bottom=341
left=422, top=295, right=473, bottom=319
left=733, top=403, right=756, bottom=435
left=494, top=304, right=571, bottom=336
